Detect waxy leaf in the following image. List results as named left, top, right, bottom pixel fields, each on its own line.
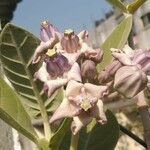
left=50, top=119, right=72, bottom=150
left=0, top=77, right=38, bottom=143
left=126, top=0, right=146, bottom=13
left=78, top=110, right=119, bottom=150
left=0, top=23, right=63, bottom=121
left=98, top=14, right=132, bottom=71
left=59, top=110, right=119, bottom=150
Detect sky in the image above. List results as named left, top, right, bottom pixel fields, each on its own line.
left=12, top=0, right=112, bottom=37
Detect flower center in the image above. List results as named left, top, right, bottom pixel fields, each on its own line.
left=64, top=29, right=74, bottom=36
left=46, top=49, right=56, bottom=57
left=41, top=20, right=49, bottom=28
left=80, top=99, right=92, bottom=111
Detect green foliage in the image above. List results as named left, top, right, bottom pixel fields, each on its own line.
left=0, top=77, right=38, bottom=143
left=60, top=110, right=119, bottom=150
left=50, top=119, right=72, bottom=149
left=126, top=0, right=146, bottom=13
left=97, top=14, right=132, bottom=71
left=0, top=23, right=63, bottom=121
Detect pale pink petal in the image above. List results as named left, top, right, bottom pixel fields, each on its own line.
left=84, top=83, right=108, bottom=98
left=122, top=45, right=134, bottom=56
left=65, top=80, right=83, bottom=98
left=67, top=62, right=82, bottom=82
left=49, top=98, right=82, bottom=124
left=34, top=62, right=49, bottom=82
left=44, top=78, right=68, bottom=97
left=77, top=30, right=88, bottom=41
left=112, top=52, right=132, bottom=65
left=71, top=113, right=92, bottom=135
left=32, top=35, right=59, bottom=64
left=90, top=100, right=107, bottom=124
left=62, top=51, right=82, bottom=65
left=85, top=49, right=103, bottom=63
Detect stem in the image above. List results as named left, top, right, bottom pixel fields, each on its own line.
left=137, top=92, right=150, bottom=150
left=70, top=133, right=79, bottom=150
left=119, top=124, right=147, bottom=148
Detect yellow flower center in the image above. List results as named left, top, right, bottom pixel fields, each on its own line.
left=80, top=99, right=92, bottom=111
left=46, top=49, right=56, bottom=57
left=64, top=29, right=74, bottom=36
left=41, top=20, right=49, bottom=28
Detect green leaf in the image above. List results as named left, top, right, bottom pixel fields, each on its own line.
left=0, top=77, right=38, bottom=143
left=50, top=119, right=72, bottom=150
left=78, top=110, right=119, bottom=150
left=106, top=0, right=127, bottom=12
left=0, top=23, right=62, bottom=121
left=97, top=14, right=132, bottom=71
left=126, top=0, right=146, bottom=13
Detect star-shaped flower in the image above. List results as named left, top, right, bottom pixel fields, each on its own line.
left=49, top=80, right=108, bottom=135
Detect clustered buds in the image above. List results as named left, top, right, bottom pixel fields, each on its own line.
left=32, top=20, right=150, bottom=134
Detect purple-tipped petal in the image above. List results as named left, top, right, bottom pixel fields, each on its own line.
left=40, top=20, right=61, bottom=42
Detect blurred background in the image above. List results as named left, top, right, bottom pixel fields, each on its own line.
left=0, top=0, right=150, bottom=150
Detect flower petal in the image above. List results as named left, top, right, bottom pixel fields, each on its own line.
left=112, top=52, right=132, bottom=65
left=49, top=98, right=82, bottom=124
left=90, top=100, right=107, bottom=124
left=65, top=80, right=83, bottom=98
left=44, top=78, right=68, bottom=97
left=67, top=62, right=82, bottom=82
left=122, top=45, right=134, bottom=56
left=77, top=30, right=88, bottom=41
left=32, top=36, right=58, bottom=64
left=34, top=62, right=49, bottom=82
left=84, top=83, right=108, bottom=98
left=71, top=113, right=92, bottom=135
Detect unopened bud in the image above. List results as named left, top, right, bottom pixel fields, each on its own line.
left=114, top=66, right=147, bottom=98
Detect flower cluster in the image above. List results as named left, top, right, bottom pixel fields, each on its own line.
left=32, top=21, right=150, bottom=134
left=99, top=45, right=150, bottom=98
left=32, top=21, right=106, bottom=134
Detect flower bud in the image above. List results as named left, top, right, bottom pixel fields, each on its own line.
left=61, top=29, right=80, bottom=53
left=40, top=20, right=59, bottom=42
left=81, top=60, right=97, bottom=83
left=114, top=66, right=147, bottom=98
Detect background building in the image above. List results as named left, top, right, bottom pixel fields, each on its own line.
left=88, top=0, right=150, bottom=49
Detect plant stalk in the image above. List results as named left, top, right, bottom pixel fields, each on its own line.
left=137, top=92, right=150, bottom=150
left=70, top=133, right=79, bottom=150
left=119, top=124, right=147, bottom=148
